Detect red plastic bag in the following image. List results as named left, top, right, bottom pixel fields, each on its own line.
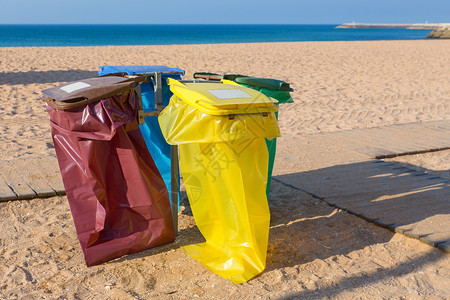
left=46, top=89, right=174, bottom=266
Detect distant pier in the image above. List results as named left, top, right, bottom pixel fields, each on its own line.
left=336, top=23, right=450, bottom=30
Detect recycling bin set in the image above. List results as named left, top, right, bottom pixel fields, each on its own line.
left=41, top=66, right=290, bottom=284
left=98, top=65, right=184, bottom=233
left=193, top=72, right=293, bottom=198
left=41, top=76, right=175, bottom=266
left=158, top=78, right=280, bottom=284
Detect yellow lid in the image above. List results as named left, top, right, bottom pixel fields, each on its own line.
left=168, top=78, right=278, bottom=115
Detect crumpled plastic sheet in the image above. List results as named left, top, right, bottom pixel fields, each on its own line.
left=159, top=95, right=280, bottom=284
left=47, top=90, right=175, bottom=266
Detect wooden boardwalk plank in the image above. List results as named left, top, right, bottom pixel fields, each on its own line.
left=0, top=181, right=17, bottom=202
left=305, top=120, right=450, bottom=159
left=0, top=156, right=65, bottom=199
left=6, top=180, right=37, bottom=200
left=437, top=241, right=450, bottom=253
left=276, top=154, right=450, bottom=252
left=23, top=177, right=57, bottom=198
left=48, top=176, right=66, bottom=195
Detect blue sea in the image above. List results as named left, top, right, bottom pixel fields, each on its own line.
left=0, top=24, right=434, bottom=47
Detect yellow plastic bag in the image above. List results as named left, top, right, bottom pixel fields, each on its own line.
left=158, top=80, right=280, bottom=284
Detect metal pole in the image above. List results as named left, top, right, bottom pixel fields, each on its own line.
left=134, top=85, right=145, bottom=125
left=136, top=72, right=179, bottom=235
left=176, top=79, right=216, bottom=84
left=170, top=145, right=179, bottom=236
left=154, top=72, right=163, bottom=111
left=154, top=72, right=178, bottom=235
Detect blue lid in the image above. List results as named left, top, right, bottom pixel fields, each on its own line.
left=98, top=65, right=185, bottom=76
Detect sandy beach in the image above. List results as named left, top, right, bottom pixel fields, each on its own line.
left=0, top=40, right=449, bottom=299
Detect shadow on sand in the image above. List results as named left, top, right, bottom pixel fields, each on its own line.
left=267, top=159, right=448, bottom=298
left=0, top=70, right=98, bottom=85
left=113, top=158, right=448, bottom=297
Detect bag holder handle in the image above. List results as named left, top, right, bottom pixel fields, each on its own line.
left=175, top=79, right=219, bottom=84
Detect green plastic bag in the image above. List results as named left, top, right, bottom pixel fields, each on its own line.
left=234, top=77, right=293, bottom=199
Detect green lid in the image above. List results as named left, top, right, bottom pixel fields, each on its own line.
left=235, top=77, right=293, bottom=92
left=222, top=74, right=248, bottom=81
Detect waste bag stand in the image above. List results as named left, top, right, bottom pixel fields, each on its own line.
left=99, top=66, right=184, bottom=235
left=158, top=78, right=281, bottom=284
left=41, top=76, right=175, bottom=266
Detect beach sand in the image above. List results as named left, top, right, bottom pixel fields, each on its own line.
left=0, top=40, right=449, bottom=299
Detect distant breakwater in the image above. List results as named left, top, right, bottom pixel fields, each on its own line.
left=336, top=23, right=449, bottom=30
left=336, top=23, right=450, bottom=39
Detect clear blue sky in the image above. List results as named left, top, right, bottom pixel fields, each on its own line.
left=0, top=0, right=449, bottom=24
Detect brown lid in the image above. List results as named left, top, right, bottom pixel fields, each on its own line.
left=41, top=76, right=143, bottom=110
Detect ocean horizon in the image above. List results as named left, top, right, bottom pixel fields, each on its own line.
left=0, top=24, right=434, bottom=47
